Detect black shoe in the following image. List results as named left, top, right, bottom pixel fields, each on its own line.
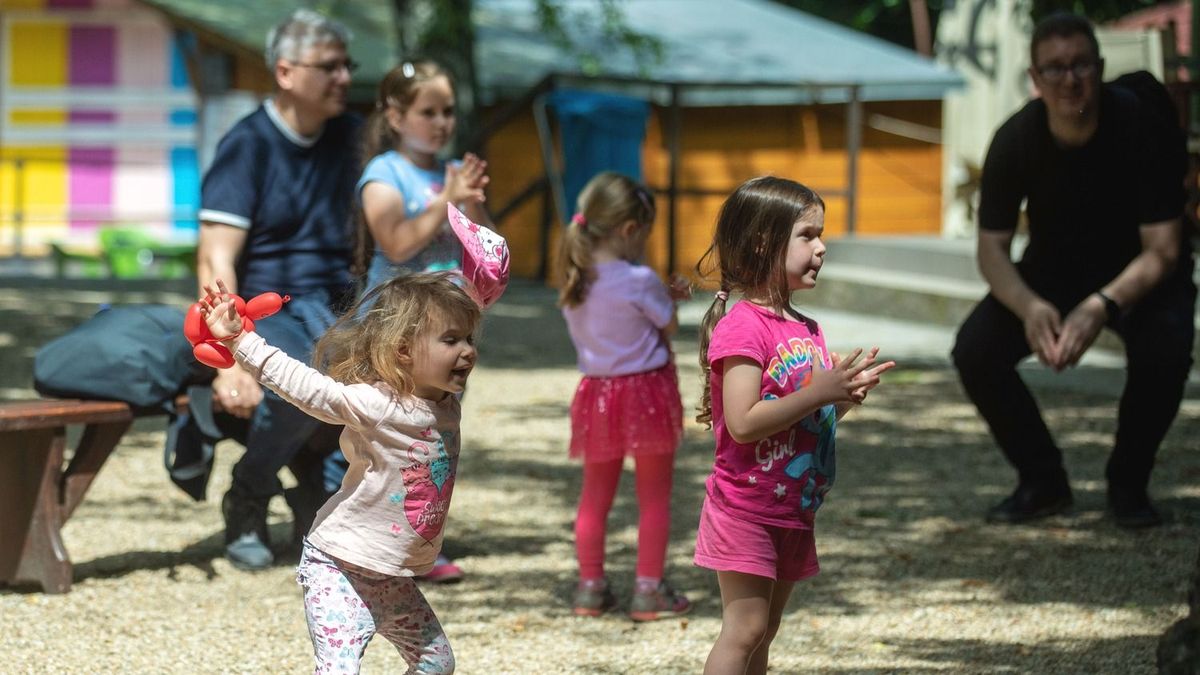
left=1108, top=488, right=1163, bottom=529
left=986, top=483, right=1073, bottom=524
left=222, top=487, right=273, bottom=570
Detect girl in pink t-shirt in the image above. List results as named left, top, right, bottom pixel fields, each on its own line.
left=694, top=177, right=895, bottom=674
left=559, top=172, right=693, bottom=621
left=201, top=273, right=479, bottom=675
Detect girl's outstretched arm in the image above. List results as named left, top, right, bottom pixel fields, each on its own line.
left=722, top=348, right=892, bottom=443
left=201, top=280, right=388, bottom=430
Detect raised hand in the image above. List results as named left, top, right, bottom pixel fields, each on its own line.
left=836, top=347, right=896, bottom=404
left=443, top=153, right=488, bottom=205
left=668, top=273, right=693, bottom=302
left=813, top=347, right=895, bottom=406
left=200, top=279, right=245, bottom=342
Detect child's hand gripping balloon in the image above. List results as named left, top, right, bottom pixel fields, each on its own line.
left=201, top=279, right=248, bottom=341
left=184, top=279, right=290, bottom=369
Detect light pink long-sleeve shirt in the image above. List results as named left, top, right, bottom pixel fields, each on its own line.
left=235, top=332, right=460, bottom=576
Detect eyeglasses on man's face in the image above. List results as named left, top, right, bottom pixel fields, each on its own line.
left=1035, top=60, right=1100, bottom=84
left=291, top=58, right=360, bottom=76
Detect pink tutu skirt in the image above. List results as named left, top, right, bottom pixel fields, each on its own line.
left=569, top=362, right=683, bottom=462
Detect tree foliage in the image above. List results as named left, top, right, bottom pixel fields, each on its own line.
left=771, top=0, right=1181, bottom=51
left=390, top=0, right=661, bottom=150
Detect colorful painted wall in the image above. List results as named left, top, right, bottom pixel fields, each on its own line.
left=0, top=0, right=200, bottom=255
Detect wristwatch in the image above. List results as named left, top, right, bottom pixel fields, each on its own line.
left=1096, top=290, right=1121, bottom=321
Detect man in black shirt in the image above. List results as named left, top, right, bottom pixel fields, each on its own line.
left=952, top=12, right=1196, bottom=528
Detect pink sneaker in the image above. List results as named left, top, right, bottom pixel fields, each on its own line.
left=417, top=554, right=464, bottom=583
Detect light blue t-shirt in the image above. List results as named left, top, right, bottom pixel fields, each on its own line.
left=357, top=150, right=463, bottom=292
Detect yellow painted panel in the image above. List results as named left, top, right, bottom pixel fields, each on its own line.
left=10, top=109, right=66, bottom=125
left=0, top=156, right=13, bottom=220
left=10, top=21, right=67, bottom=86
left=0, top=147, right=68, bottom=223
left=0, top=0, right=47, bottom=9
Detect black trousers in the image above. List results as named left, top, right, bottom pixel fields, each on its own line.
left=952, top=277, right=1196, bottom=495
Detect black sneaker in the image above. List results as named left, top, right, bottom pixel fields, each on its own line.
left=1108, top=488, right=1163, bottom=529
left=222, top=488, right=273, bottom=570
left=985, top=483, right=1073, bottom=524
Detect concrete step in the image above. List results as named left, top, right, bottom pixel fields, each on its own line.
left=802, top=236, right=986, bottom=328
left=823, top=236, right=983, bottom=283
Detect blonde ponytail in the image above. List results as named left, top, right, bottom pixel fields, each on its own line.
left=556, top=172, right=655, bottom=308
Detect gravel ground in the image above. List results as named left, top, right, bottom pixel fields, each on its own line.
left=1, top=280, right=1198, bottom=674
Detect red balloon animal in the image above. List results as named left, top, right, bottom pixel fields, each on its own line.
left=184, top=291, right=290, bottom=369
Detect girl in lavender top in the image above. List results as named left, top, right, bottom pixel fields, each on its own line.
left=694, top=177, right=895, bottom=674
left=201, top=273, right=478, bottom=674
left=559, top=172, right=693, bottom=621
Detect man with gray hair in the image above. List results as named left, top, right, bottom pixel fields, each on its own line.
left=196, top=8, right=362, bottom=569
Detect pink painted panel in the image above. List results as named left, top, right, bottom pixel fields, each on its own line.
left=69, top=147, right=113, bottom=231
left=116, top=18, right=168, bottom=87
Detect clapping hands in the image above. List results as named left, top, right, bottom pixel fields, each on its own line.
left=443, top=153, right=488, bottom=205
left=814, top=347, right=896, bottom=406
left=1022, top=295, right=1105, bottom=372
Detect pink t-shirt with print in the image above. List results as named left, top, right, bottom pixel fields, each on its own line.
left=706, top=301, right=837, bottom=530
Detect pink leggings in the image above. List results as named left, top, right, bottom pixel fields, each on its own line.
left=575, top=453, right=676, bottom=581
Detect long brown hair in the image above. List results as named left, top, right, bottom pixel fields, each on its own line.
left=312, top=272, right=480, bottom=397
left=557, top=171, right=656, bottom=307
left=353, top=60, right=455, bottom=278
left=694, top=176, right=825, bottom=427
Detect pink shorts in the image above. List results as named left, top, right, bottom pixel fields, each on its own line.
left=693, top=499, right=820, bottom=582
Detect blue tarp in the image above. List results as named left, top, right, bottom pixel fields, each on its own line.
left=548, top=90, right=649, bottom=219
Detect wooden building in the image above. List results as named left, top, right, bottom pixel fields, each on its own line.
left=3, top=0, right=962, bottom=282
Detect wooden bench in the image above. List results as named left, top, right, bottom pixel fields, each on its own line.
left=0, top=397, right=185, bottom=594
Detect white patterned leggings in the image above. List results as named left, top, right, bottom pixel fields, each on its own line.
left=297, top=541, right=455, bottom=674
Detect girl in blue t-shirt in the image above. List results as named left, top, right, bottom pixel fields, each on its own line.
left=357, top=59, right=493, bottom=294
left=356, top=59, right=493, bottom=583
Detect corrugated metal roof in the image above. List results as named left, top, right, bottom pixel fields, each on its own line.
left=139, top=0, right=962, bottom=106
left=475, top=0, right=963, bottom=104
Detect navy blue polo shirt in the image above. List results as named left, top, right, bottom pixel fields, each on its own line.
left=199, top=101, right=362, bottom=298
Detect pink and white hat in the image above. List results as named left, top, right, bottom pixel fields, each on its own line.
left=448, top=203, right=510, bottom=309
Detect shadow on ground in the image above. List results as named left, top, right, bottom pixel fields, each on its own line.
left=2, top=277, right=1196, bottom=672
